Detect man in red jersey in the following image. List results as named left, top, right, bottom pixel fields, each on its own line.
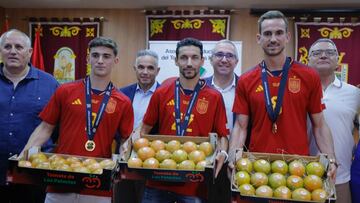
left=22, top=37, right=134, bottom=203
left=140, top=38, right=229, bottom=203
left=229, top=10, right=337, bottom=183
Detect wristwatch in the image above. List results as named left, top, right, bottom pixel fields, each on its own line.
left=329, top=158, right=338, bottom=168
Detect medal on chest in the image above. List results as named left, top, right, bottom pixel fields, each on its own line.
left=85, top=140, right=96, bottom=152
left=84, top=77, right=113, bottom=151
left=260, top=57, right=292, bottom=134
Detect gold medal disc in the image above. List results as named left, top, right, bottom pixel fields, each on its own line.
left=85, top=140, right=96, bottom=151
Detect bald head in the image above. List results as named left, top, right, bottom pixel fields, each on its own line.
left=0, top=29, right=31, bottom=48
left=0, top=29, right=33, bottom=71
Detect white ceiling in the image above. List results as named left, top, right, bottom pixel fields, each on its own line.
left=0, top=0, right=359, bottom=9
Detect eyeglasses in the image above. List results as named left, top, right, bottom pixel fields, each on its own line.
left=213, top=52, right=236, bottom=60
left=310, top=49, right=337, bottom=57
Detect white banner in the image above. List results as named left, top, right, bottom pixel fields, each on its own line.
left=149, top=41, right=242, bottom=83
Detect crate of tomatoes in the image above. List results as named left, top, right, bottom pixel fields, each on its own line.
left=7, top=147, right=118, bottom=190
left=119, top=133, right=219, bottom=183
left=231, top=149, right=336, bottom=203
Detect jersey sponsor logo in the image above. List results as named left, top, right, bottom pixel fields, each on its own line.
left=105, top=98, right=117, bottom=114
left=71, top=98, right=82, bottom=105
left=167, top=99, right=175, bottom=106
left=288, top=77, right=301, bottom=93
left=196, top=97, right=208, bottom=114
left=255, top=84, right=264, bottom=93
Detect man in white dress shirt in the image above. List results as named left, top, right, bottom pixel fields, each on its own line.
left=308, top=38, right=360, bottom=203
left=204, top=40, right=239, bottom=203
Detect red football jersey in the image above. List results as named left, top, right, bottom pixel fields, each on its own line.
left=40, top=80, right=134, bottom=158
left=233, top=62, right=323, bottom=155
left=143, top=79, right=229, bottom=137
left=143, top=78, right=229, bottom=197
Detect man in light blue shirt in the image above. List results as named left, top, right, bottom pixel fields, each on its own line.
left=129, top=79, right=159, bottom=129
left=116, top=49, right=160, bottom=203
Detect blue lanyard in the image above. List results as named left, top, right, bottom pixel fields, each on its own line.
left=260, top=57, right=291, bottom=127
left=174, top=79, right=202, bottom=136
left=85, top=76, right=113, bottom=141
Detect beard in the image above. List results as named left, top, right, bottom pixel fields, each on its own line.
left=180, top=68, right=198, bottom=79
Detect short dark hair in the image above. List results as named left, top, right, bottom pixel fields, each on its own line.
left=258, top=10, right=288, bottom=33
left=88, top=37, right=118, bottom=56
left=175, top=37, right=203, bottom=58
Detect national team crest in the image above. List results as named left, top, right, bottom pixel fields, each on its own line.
left=288, top=77, right=301, bottom=93
left=196, top=98, right=208, bottom=114
left=105, top=98, right=117, bottom=114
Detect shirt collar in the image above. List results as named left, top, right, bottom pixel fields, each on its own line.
left=136, top=81, right=157, bottom=93
left=211, top=74, right=236, bottom=90
left=331, top=76, right=342, bottom=88
left=0, top=63, right=38, bottom=80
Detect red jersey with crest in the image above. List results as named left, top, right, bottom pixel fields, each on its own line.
left=233, top=61, right=324, bottom=155
left=40, top=79, right=133, bottom=196
left=143, top=78, right=229, bottom=197
left=40, top=79, right=133, bottom=157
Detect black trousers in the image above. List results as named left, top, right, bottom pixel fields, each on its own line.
left=0, top=183, right=46, bottom=203
left=113, top=179, right=145, bottom=203
left=207, top=164, right=231, bottom=203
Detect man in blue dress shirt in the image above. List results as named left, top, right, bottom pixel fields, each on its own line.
left=120, top=49, right=160, bottom=130
left=115, top=49, right=160, bottom=203
left=0, top=29, right=59, bottom=202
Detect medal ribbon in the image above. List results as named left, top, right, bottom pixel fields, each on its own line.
left=174, top=79, right=202, bottom=136
left=85, top=76, right=113, bottom=142
left=260, top=57, right=291, bottom=126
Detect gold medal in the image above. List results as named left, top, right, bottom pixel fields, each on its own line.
left=85, top=140, right=96, bottom=151
left=272, top=123, right=277, bottom=134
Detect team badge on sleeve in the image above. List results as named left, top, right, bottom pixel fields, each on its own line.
left=196, top=98, right=208, bottom=114
left=288, top=77, right=301, bottom=93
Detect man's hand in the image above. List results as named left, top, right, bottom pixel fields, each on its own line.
left=215, top=151, right=226, bottom=178
left=327, top=162, right=337, bottom=182
left=227, top=161, right=235, bottom=180
left=131, top=126, right=141, bottom=140
left=119, top=138, right=131, bottom=160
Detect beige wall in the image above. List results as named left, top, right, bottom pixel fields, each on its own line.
left=2, top=8, right=295, bottom=87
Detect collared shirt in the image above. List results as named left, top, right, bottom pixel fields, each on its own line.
left=211, top=74, right=236, bottom=132
left=309, top=77, right=360, bottom=184
left=0, top=63, right=58, bottom=184
left=132, top=82, right=157, bottom=129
